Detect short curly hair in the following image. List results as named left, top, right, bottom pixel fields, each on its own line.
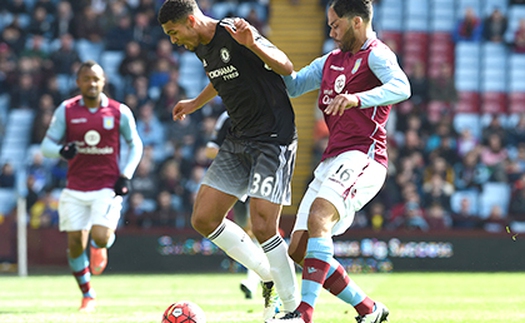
left=330, top=0, right=373, bottom=23
left=157, top=0, right=197, bottom=25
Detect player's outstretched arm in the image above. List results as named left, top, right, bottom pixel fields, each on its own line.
left=224, top=18, right=293, bottom=75
left=172, top=83, right=218, bottom=121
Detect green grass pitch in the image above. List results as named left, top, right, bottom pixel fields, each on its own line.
left=1, top=272, right=524, bottom=322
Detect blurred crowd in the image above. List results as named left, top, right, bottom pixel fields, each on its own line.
left=1, top=0, right=525, bottom=235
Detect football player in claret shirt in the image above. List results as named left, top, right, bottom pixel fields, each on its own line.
left=267, top=0, right=411, bottom=322
left=158, top=0, right=299, bottom=319
left=41, top=60, right=143, bottom=312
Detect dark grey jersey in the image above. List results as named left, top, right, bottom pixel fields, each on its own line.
left=195, top=18, right=297, bottom=145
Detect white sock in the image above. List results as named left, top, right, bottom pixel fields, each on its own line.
left=243, top=238, right=262, bottom=292
left=261, top=235, right=299, bottom=312
left=208, top=219, right=272, bottom=281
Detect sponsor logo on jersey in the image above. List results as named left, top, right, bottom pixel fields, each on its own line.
left=208, top=65, right=239, bottom=81
left=79, top=130, right=114, bottom=155
left=71, top=118, right=87, bottom=124
left=103, top=116, right=114, bottom=130
left=202, top=59, right=208, bottom=67
left=220, top=47, right=230, bottom=63
left=84, top=130, right=101, bottom=146
left=334, top=74, right=346, bottom=93
left=330, top=65, right=344, bottom=71
left=351, top=58, right=362, bottom=74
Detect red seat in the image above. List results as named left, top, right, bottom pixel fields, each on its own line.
left=508, top=92, right=525, bottom=114
left=481, top=92, right=507, bottom=114
left=456, top=91, right=481, bottom=113
left=427, top=100, right=452, bottom=123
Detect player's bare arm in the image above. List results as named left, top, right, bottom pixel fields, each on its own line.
left=224, top=18, right=293, bottom=75
left=324, top=93, right=360, bottom=116
left=172, top=83, right=218, bottom=121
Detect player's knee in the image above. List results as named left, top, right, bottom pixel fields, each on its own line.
left=250, top=223, right=275, bottom=243
left=191, top=213, right=218, bottom=237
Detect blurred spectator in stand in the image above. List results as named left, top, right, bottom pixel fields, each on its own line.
left=425, top=121, right=456, bottom=159
left=31, top=93, right=55, bottom=144
left=100, top=0, right=131, bottom=33
left=482, top=205, right=507, bottom=233
left=0, top=162, right=15, bottom=188
left=157, top=159, right=185, bottom=210
left=456, top=128, right=479, bottom=158
left=27, top=6, right=54, bottom=38
left=7, top=0, right=29, bottom=15
left=454, top=149, right=490, bottom=192
left=132, top=11, right=161, bottom=51
left=451, top=197, right=480, bottom=229
left=183, top=164, right=206, bottom=213
left=34, top=0, right=57, bottom=15
left=148, top=57, right=174, bottom=99
left=398, top=129, right=425, bottom=158
left=244, top=8, right=269, bottom=37
left=9, top=73, right=40, bottom=110
left=1, top=23, right=26, bottom=55
left=155, top=80, right=187, bottom=123
left=147, top=190, right=181, bottom=228
left=483, top=7, right=507, bottom=43
left=136, top=101, right=165, bottom=162
left=155, top=38, right=179, bottom=65
left=507, top=114, right=525, bottom=147
left=453, top=6, right=483, bottom=42
left=104, top=15, right=134, bottom=51
left=424, top=203, right=451, bottom=230
left=423, top=155, right=455, bottom=187
left=480, top=133, right=508, bottom=182
left=50, top=33, right=81, bottom=75
left=130, top=157, right=159, bottom=201
left=25, top=175, right=39, bottom=213
left=26, top=150, right=50, bottom=195
left=512, top=18, right=525, bottom=53
left=51, top=1, right=76, bottom=39
left=119, top=41, right=151, bottom=90
left=29, top=187, right=59, bottom=229
left=121, top=191, right=151, bottom=228
left=407, top=60, right=428, bottom=107
left=74, top=6, right=104, bottom=61
left=509, top=173, right=525, bottom=231
left=42, top=75, right=65, bottom=106
left=422, top=173, right=454, bottom=211
left=481, top=115, right=507, bottom=146
left=428, top=62, right=458, bottom=107
left=367, top=201, right=387, bottom=231
left=387, top=192, right=429, bottom=231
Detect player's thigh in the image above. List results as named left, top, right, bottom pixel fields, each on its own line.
left=316, top=151, right=386, bottom=235
left=193, top=184, right=238, bottom=234
left=58, top=189, right=91, bottom=232
left=200, top=139, right=251, bottom=201
left=90, top=189, right=122, bottom=231
left=248, top=139, right=297, bottom=206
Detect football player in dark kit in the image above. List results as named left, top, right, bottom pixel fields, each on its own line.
left=158, top=0, right=299, bottom=320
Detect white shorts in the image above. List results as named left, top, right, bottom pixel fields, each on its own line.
left=293, top=150, right=387, bottom=236
left=58, top=188, right=123, bottom=232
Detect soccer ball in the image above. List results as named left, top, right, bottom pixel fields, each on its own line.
left=162, top=300, right=206, bottom=323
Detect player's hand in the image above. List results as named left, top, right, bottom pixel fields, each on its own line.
left=114, top=176, right=131, bottom=196
left=224, top=18, right=255, bottom=48
left=324, top=93, right=359, bottom=116
left=59, top=142, right=77, bottom=160
left=172, top=99, right=197, bottom=121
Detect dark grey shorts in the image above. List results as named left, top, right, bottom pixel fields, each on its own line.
left=201, top=137, right=297, bottom=205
